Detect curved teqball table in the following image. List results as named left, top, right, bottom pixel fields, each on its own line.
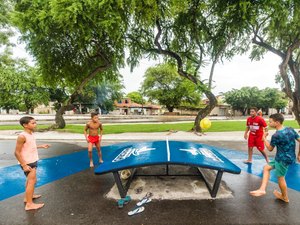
left=94, top=140, right=241, bottom=198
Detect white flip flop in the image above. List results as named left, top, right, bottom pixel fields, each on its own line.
left=137, top=197, right=152, bottom=206
left=128, top=206, right=145, bottom=216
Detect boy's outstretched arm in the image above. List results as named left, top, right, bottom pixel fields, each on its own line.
left=37, top=144, right=51, bottom=149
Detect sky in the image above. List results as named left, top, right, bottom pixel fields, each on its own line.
left=12, top=38, right=282, bottom=96
left=120, top=52, right=282, bottom=95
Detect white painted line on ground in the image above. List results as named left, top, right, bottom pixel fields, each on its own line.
left=166, top=137, right=170, bottom=162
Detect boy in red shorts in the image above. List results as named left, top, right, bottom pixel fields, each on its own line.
left=84, top=112, right=103, bottom=167
left=244, top=107, right=269, bottom=163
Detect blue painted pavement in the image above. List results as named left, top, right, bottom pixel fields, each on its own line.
left=1, top=141, right=300, bottom=202
left=212, top=144, right=300, bottom=192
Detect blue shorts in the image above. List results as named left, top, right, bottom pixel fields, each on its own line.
left=20, top=161, right=38, bottom=177
left=268, top=160, right=289, bottom=177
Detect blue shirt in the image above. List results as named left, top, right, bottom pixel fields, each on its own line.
left=270, top=127, right=300, bottom=165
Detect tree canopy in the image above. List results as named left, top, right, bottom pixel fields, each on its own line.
left=10, top=0, right=300, bottom=128
left=126, top=91, right=145, bottom=105
left=12, top=0, right=131, bottom=127
left=216, top=0, right=300, bottom=124
left=141, top=63, right=201, bottom=112
left=224, top=87, right=288, bottom=115
left=0, top=55, right=50, bottom=113
left=0, top=0, right=14, bottom=48
left=126, top=0, right=251, bottom=130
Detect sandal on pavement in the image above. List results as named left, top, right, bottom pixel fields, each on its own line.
left=137, top=197, right=152, bottom=207
left=117, top=199, right=125, bottom=209
left=117, top=196, right=131, bottom=208
left=123, top=195, right=131, bottom=204
left=128, top=206, right=145, bottom=216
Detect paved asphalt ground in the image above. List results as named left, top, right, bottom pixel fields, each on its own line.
left=1, top=130, right=300, bottom=225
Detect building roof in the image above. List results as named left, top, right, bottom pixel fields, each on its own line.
left=114, top=100, right=161, bottom=109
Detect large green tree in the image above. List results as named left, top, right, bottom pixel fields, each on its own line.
left=126, top=91, right=145, bottom=105
left=224, top=87, right=261, bottom=115
left=216, top=0, right=300, bottom=124
left=12, top=0, right=130, bottom=128
left=0, top=57, right=50, bottom=113
left=0, top=64, right=20, bottom=113
left=18, top=64, right=50, bottom=113
left=260, top=88, right=288, bottom=114
left=141, top=63, right=201, bottom=112
left=0, top=0, right=14, bottom=48
left=127, top=0, right=248, bottom=131
left=250, top=1, right=300, bottom=124
left=224, top=87, right=288, bottom=115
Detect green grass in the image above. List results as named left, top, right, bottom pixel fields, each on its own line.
left=1, top=120, right=299, bottom=134
left=0, top=125, right=50, bottom=130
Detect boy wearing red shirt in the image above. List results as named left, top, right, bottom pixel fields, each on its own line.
left=244, top=107, right=269, bottom=163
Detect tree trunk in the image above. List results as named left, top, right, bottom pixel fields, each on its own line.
left=266, top=108, right=269, bottom=115
left=53, top=62, right=111, bottom=129
left=55, top=104, right=74, bottom=129
left=193, top=90, right=217, bottom=132
left=167, top=106, right=174, bottom=112
left=151, top=20, right=220, bottom=132
left=252, top=35, right=300, bottom=125
left=291, top=93, right=300, bottom=125
left=242, top=109, right=246, bottom=116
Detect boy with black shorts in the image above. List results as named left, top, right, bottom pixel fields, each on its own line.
left=14, top=116, right=50, bottom=210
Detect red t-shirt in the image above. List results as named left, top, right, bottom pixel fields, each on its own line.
left=246, top=116, right=267, bottom=136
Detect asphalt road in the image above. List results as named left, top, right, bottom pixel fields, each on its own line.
left=1, top=138, right=299, bottom=225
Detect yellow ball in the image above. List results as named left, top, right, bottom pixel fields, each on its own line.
left=200, top=118, right=211, bottom=130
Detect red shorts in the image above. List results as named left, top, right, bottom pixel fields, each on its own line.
left=88, top=135, right=100, bottom=144
left=248, top=135, right=264, bottom=151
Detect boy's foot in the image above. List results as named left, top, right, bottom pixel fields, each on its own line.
left=250, top=189, right=266, bottom=196
left=243, top=160, right=252, bottom=164
left=90, top=162, right=94, bottom=167
left=24, top=194, right=42, bottom=202
left=25, top=202, right=45, bottom=211
left=99, top=159, right=104, bottom=163
left=273, top=190, right=289, bottom=203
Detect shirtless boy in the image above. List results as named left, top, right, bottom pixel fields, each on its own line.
left=84, top=112, right=103, bottom=167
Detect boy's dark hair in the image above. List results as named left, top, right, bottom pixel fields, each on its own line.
left=249, top=107, right=258, bottom=112
left=91, top=112, right=99, bottom=118
left=269, top=113, right=284, bottom=124
left=19, top=116, right=35, bottom=127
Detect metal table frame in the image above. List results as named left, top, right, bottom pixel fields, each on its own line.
left=112, top=164, right=224, bottom=198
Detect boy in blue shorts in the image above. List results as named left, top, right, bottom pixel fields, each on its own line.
left=250, top=113, right=300, bottom=203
